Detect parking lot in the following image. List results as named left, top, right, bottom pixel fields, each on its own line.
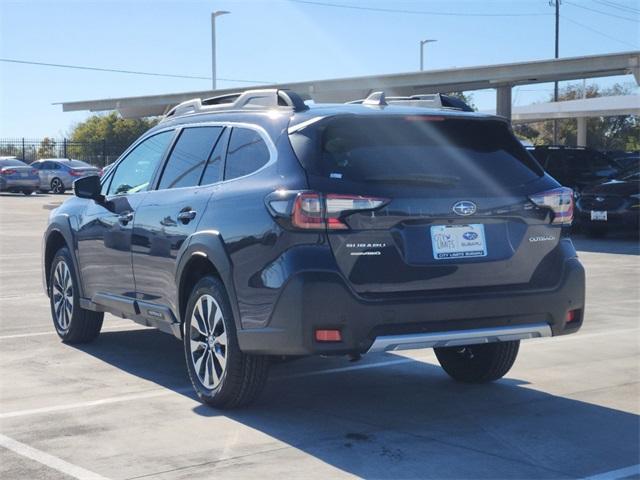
left=0, top=192, right=638, bottom=480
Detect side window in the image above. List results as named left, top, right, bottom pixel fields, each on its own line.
left=158, top=126, right=223, bottom=190
left=224, top=128, right=270, bottom=180
left=107, top=131, right=173, bottom=196
left=200, top=128, right=229, bottom=185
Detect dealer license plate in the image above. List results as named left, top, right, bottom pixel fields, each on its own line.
left=431, top=224, right=487, bottom=260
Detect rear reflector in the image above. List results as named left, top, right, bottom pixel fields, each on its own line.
left=529, top=187, right=574, bottom=225
left=566, top=309, right=579, bottom=323
left=291, top=192, right=388, bottom=230
left=315, top=329, right=342, bottom=342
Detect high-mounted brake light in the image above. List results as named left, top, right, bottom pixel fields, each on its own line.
left=290, top=192, right=388, bottom=230
left=529, top=187, right=574, bottom=225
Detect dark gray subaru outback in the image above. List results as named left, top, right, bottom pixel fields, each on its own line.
left=42, top=89, right=585, bottom=408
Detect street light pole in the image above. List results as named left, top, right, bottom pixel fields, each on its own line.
left=211, top=10, right=230, bottom=90
left=420, top=39, right=437, bottom=71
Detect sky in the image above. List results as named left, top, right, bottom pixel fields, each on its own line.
left=0, top=0, right=639, bottom=138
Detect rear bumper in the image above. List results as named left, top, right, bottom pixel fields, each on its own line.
left=237, top=255, right=586, bottom=356
left=0, top=178, right=39, bottom=191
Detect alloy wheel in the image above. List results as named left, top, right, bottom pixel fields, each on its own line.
left=189, top=294, right=228, bottom=390
left=51, top=179, right=63, bottom=194
left=52, top=260, right=73, bottom=331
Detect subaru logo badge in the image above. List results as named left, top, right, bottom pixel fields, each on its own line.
left=596, top=196, right=605, bottom=202
left=463, top=231, right=478, bottom=240
left=452, top=201, right=477, bottom=216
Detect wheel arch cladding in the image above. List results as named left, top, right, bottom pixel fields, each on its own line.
left=44, top=229, right=69, bottom=294
left=176, top=233, right=240, bottom=329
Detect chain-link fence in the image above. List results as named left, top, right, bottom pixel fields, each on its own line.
left=0, top=138, right=131, bottom=167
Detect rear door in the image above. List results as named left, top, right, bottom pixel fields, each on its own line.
left=131, top=125, right=228, bottom=314
left=290, top=115, right=565, bottom=295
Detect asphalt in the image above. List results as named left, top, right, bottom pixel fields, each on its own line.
left=0, top=192, right=638, bottom=480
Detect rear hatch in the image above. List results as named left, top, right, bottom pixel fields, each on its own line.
left=288, top=113, right=571, bottom=295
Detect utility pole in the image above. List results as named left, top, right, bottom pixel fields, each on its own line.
left=551, top=0, right=560, bottom=143
left=420, top=39, right=437, bottom=71
left=211, top=10, right=230, bottom=90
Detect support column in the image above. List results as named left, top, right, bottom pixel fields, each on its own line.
left=577, top=117, right=587, bottom=147
left=496, top=85, right=512, bottom=121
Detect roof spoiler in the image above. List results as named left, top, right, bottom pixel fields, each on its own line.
left=162, top=89, right=309, bottom=121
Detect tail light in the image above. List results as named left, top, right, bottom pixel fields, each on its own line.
left=69, top=169, right=83, bottom=177
left=0, top=168, right=16, bottom=175
left=529, top=187, right=574, bottom=225
left=31, top=169, right=38, bottom=175
left=270, top=191, right=389, bottom=230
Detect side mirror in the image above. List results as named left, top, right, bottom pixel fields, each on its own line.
left=74, top=175, right=103, bottom=201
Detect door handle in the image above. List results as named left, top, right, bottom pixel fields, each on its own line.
left=177, top=209, right=197, bottom=224
left=118, top=212, right=134, bottom=225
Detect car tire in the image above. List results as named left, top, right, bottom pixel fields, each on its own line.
left=434, top=341, right=520, bottom=383
left=49, top=247, right=103, bottom=343
left=183, top=276, right=269, bottom=409
left=50, top=178, right=65, bottom=194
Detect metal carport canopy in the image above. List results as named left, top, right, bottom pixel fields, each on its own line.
left=56, top=51, right=640, bottom=119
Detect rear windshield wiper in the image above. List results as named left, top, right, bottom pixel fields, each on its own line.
left=363, top=174, right=460, bottom=187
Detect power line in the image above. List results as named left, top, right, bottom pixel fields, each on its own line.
left=561, top=15, right=639, bottom=48
left=564, top=1, right=638, bottom=21
left=593, top=0, right=640, bottom=15
left=288, top=0, right=552, bottom=17
left=0, top=58, right=272, bottom=84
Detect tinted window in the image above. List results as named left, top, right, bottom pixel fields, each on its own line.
left=159, top=127, right=223, bottom=190
left=66, top=160, right=92, bottom=168
left=200, top=128, right=229, bottom=185
left=107, top=131, right=173, bottom=196
left=224, top=128, right=270, bottom=180
left=0, top=159, right=27, bottom=167
left=291, top=116, right=543, bottom=192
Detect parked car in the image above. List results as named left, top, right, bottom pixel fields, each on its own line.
left=0, top=157, right=40, bottom=195
left=42, top=89, right=585, bottom=409
left=576, top=169, right=640, bottom=236
left=612, top=153, right=640, bottom=172
left=527, top=146, right=623, bottom=192
left=32, top=158, right=101, bottom=194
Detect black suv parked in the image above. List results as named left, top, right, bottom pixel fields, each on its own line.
left=527, top=145, right=622, bottom=192
left=43, top=90, right=585, bottom=408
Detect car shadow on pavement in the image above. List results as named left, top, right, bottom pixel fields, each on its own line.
left=74, top=328, right=640, bottom=479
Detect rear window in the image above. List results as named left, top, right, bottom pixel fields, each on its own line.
left=0, top=159, right=27, bottom=167
left=290, top=116, right=543, bottom=191
left=65, top=160, right=92, bottom=168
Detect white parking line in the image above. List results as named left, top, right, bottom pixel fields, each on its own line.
left=0, top=325, right=150, bottom=340
left=583, top=464, right=640, bottom=480
left=0, top=388, right=193, bottom=419
left=0, top=433, right=110, bottom=480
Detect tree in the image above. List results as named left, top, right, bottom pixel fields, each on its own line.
left=514, top=83, right=639, bottom=151
left=446, top=91, right=476, bottom=111
left=37, top=137, right=57, bottom=158
left=67, top=112, right=159, bottom=166
left=69, top=112, right=159, bottom=148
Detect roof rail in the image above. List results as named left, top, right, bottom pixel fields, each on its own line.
left=347, top=91, right=474, bottom=112
left=162, top=89, right=309, bottom=121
